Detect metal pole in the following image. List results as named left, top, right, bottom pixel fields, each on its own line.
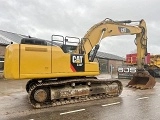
left=110, top=64, right=113, bottom=78
left=0, top=61, right=4, bottom=73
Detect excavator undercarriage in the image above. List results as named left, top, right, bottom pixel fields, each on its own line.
left=27, top=77, right=123, bottom=108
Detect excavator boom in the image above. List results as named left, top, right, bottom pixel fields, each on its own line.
left=75, top=18, right=156, bottom=89
left=75, top=19, right=143, bottom=55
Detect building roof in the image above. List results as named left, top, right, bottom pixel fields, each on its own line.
left=0, top=30, right=124, bottom=61
left=96, top=51, right=124, bottom=61
left=0, top=36, right=9, bottom=45
left=0, top=30, right=29, bottom=44
left=0, top=30, right=61, bottom=46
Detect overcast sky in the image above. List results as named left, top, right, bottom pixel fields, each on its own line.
left=0, top=0, right=160, bottom=57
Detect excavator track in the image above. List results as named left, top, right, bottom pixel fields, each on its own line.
left=28, top=78, right=123, bottom=108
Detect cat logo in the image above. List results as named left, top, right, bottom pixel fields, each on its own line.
left=118, top=27, right=130, bottom=33
left=72, top=55, right=83, bottom=64
left=120, top=27, right=127, bottom=33
left=71, top=54, right=85, bottom=71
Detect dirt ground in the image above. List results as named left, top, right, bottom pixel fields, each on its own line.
left=0, top=74, right=117, bottom=119
left=0, top=74, right=159, bottom=120
left=0, top=79, right=27, bottom=96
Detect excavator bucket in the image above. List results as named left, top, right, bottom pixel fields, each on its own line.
left=126, top=70, right=156, bottom=89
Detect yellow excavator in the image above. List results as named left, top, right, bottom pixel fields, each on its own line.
left=4, top=18, right=155, bottom=108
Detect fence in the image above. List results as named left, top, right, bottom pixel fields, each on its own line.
left=117, top=66, right=136, bottom=79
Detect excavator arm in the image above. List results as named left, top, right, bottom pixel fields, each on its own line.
left=75, top=18, right=147, bottom=68
left=75, top=18, right=155, bottom=89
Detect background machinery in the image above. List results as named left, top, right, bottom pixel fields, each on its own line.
left=4, top=18, right=155, bottom=108
left=147, top=55, right=160, bottom=77
left=121, top=53, right=160, bottom=78
left=117, top=53, right=150, bottom=79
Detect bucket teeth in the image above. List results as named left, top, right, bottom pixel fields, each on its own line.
left=126, top=70, right=156, bottom=90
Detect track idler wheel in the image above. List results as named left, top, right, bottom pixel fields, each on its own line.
left=29, top=87, right=51, bottom=108
left=34, top=89, right=48, bottom=103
